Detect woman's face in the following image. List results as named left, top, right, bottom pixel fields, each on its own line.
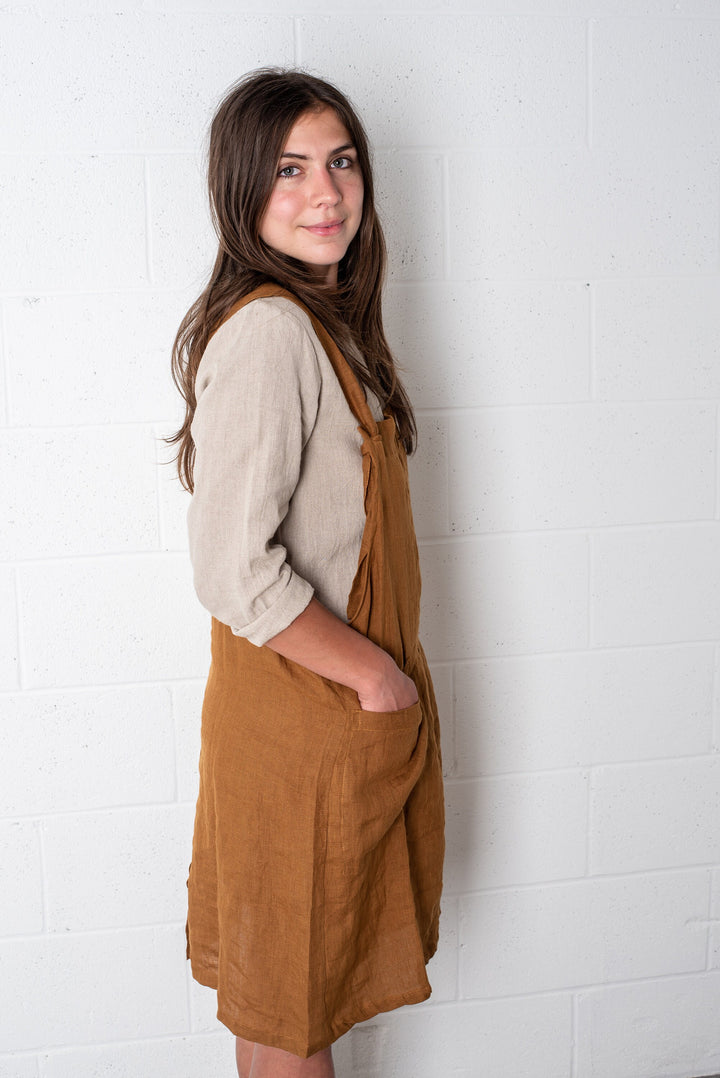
left=259, top=107, right=364, bottom=287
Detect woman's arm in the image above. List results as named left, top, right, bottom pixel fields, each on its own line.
left=190, top=302, right=416, bottom=711
left=188, top=303, right=320, bottom=645
left=265, top=597, right=418, bottom=713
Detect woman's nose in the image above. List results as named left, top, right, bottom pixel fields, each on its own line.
left=311, top=168, right=341, bottom=206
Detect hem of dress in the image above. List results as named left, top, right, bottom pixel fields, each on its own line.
left=190, top=962, right=432, bottom=1059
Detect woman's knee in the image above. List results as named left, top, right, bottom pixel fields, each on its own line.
left=249, top=1043, right=335, bottom=1078
left=235, top=1035, right=256, bottom=1078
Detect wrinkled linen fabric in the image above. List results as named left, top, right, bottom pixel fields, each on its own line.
left=186, top=285, right=445, bottom=1058
left=188, top=295, right=383, bottom=645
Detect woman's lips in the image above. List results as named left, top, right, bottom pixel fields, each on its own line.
left=303, top=220, right=344, bottom=236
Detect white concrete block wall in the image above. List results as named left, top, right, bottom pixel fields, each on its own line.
left=1, top=3, right=718, bottom=1076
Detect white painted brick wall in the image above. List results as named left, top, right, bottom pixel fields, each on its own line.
left=0, top=927, right=188, bottom=1052
left=0, top=687, right=176, bottom=815
left=459, top=871, right=710, bottom=997
left=0, top=156, right=148, bottom=292
left=1, top=3, right=718, bottom=1076
left=576, top=973, right=720, bottom=1078
left=4, top=294, right=186, bottom=426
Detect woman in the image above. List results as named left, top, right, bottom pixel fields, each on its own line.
left=170, top=68, right=445, bottom=1078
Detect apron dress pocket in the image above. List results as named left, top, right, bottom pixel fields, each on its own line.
left=339, top=701, right=428, bottom=859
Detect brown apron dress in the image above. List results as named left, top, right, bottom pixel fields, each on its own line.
left=186, top=284, right=445, bottom=1058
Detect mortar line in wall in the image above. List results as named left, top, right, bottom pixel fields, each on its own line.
left=571, top=990, right=579, bottom=1078
left=4, top=752, right=716, bottom=825
left=0, top=547, right=194, bottom=567
left=705, top=868, right=714, bottom=971
left=415, top=639, right=718, bottom=668
left=1, top=640, right=716, bottom=700
left=449, top=661, right=458, bottom=778
left=1, top=639, right=716, bottom=696
left=6, top=516, right=720, bottom=569
left=9, top=914, right=715, bottom=974
left=27, top=629, right=720, bottom=670
left=0, top=285, right=197, bottom=299
left=0, top=675, right=207, bottom=696
left=446, top=750, right=719, bottom=784
left=379, top=141, right=585, bottom=154
left=416, top=522, right=720, bottom=547
left=715, top=403, right=720, bottom=520
left=8, top=520, right=720, bottom=569
left=418, top=517, right=720, bottom=540
left=445, top=763, right=592, bottom=785
left=441, top=412, right=452, bottom=539
left=0, top=140, right=591, bottom=157
left=12, top=1028, right=224, bottom=1060
left=2, top=270, right=719, bottom=301
left=0, top=548, right=190, bottom=568
left=0, top=1050, right=38, bottom=1065
left=587, top=280, right=596, bottom=400
left=413, top=398, right=720, bottom=416
left=0, top=418, right=188, bottom=433
left=0, top=800, right=197, bottom=825
left=712, top=646, right=720, bottom=754
left=392, top=271, right=720, bottom=282
left=465, top=969, right=720, bottom=1008
left=454, top=971, right=720, bottom=1011
left=18, top=513, right=720, bottom=556
left=5, top=398, right=719, bottom=434
left=0, top=676, right=206, bottom=698
left=587, top=530, right=595, bottom=648
left=0, top=151, right=194, bottom=159
left=0, top=918, right=182, bottom=944
left=449, top=864, right=719, bottom=900
left=402, top=267, right=720, bottom=283
left=1, top=995, right=581, bottom=1061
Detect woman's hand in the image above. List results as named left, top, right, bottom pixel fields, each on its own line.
left=264, top=597, right=418, bottom=713
left=356, top=661, right=418, bottom=713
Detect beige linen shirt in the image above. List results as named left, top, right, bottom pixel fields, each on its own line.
left=187, top=295, right=382, bottom=647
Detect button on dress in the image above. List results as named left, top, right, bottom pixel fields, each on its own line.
left=185, top=284, right=445, bottom=1058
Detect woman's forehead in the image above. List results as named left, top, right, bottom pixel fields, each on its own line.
left=281, top=107, right=352, bottom=154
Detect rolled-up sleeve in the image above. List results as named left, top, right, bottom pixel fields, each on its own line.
left=187, top=300, right=321, bottom=646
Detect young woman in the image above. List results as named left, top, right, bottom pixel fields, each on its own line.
left=170, top=68, right=445, bottom=1078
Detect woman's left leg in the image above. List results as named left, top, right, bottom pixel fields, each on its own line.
left=235, top=1035, right=256, bottom=1078
left=249, top=1043, right=335, bottom=1077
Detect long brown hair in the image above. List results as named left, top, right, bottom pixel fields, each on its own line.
left=168, top=67, right=416, bottom=492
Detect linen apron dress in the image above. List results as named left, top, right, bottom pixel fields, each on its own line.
left=186, top=284, right=445, bottom=1058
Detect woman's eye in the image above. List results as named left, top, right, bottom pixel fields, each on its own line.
left=330, top=156, right=353, bottom=169
left=278, top=165, right=300, bottom=178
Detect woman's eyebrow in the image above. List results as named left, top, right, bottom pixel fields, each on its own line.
left=280, top=143, right=355, bottom=161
